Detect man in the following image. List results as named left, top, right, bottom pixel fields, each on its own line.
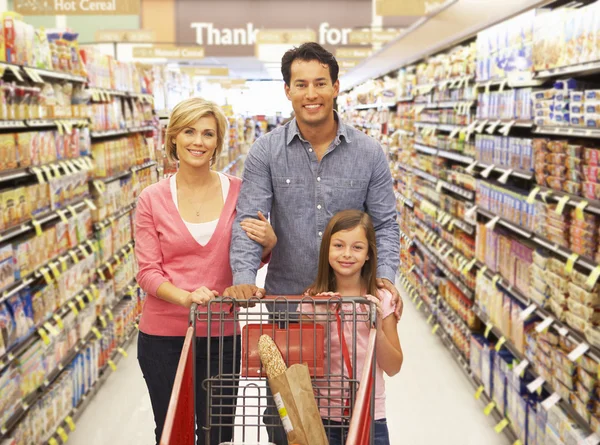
left=225, top=42, right=402, bottom=443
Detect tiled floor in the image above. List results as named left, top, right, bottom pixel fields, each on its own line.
left=67, top=270, right=508, bottom=445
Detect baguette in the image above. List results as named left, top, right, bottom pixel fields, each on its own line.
left=258, top=334, right=287, bottom=379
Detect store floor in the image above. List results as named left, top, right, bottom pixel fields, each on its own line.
left=67, top=271, right=507, bottom=445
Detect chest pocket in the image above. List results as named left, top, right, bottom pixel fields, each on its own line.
left=273, top=177, right=309, bottom=215
left=324, top=178, right=369, bottom=213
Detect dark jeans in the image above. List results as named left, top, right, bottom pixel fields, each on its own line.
left=324, top=418, right=391, bottom=445
left=137, top=331, right=241, bottom=445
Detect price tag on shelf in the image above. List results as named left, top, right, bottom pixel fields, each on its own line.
left=416, top=300, right=423, bottom=310
left=118, top=347, right=128, bottom=358
left=448, top=219, right=456, bottom=231
left=527, top=376, right=545, bottom=394
left=480, top=163, right=495, bottom=178
left=495, top=336, right=507, bottom=352
left=105, top=262, right=114, bottom=275
left=555, top=196, right=570, bottom=215
left=76, top=295, right=86, bottom=310
left=475, top=120, right=489, bottom=134
left=58, top=256, right=67, bottom=273
left=84, top=198, right=97, bottom=211
left=68, top=250, right=79, bottom=264
left=449, top=127, right=460, bottom=139
left=78, top=245, right=90, bottom=258
left=40, top=164, right=53, bottom=181
left=485, top=82, right=492, bottom=94
left=485, top=323, right=493, bottom=338
left=485, top=216, right=500, bottom=230
left=49, top=438, right=59, bottom=445
left=564, top=253, right=579, bottom=275
left=442, top=215, right=452, bottom=226
left=492, top=274, right=501, bottom=288
left=99, top=315, right=107, bottom=328
left=426, top=314, right=433, bottom=325
left=97, top=268, right=107, bottom=282
left=465, top=160, right=478, bottom=174
left=435, top=181, right=443, bottom=193
left=31, top=166, right=46, bottom=184
left=39, top=267, right=53, bottom=285
left=474, top=385, right=484, bottom=400
left=83, top=288, right=94, bottom=302
left=121, top=248, right=128, bottom=258
left=498, top=168, right=513, bottom=185
left=568, top=342, right=590, bottom=362
left=8, top=65, right=24, bottom=82
left=91, top=327, right=102, bottom=340
left=56, top=209, right=68, bottom=224
left=465, top=205, right=478, bottom=219
left=513, top=359, right=529, bottom=378
left=43, top=321, right=59, bottom=337
left=108, top=359, right=117, bottom=371
left=462, top=259, right=477, bottom=275
left=535, top=317, right=554, bottom=333
left=68, top=301, right=79, bottom=316
left=499, top=120, right=516, bottom=136
left=494, top=418, right=510, bottom=434
left=431, top=324, right=440, bottom=335
left=483, top=401, right=496, bottom=416
left=519, top=304, right=537, bottom=321
left=67, top=205, right=77, bottom=217
left=541, top=392, right=561, bottom=411
left=53, top=314, right=64, bottom=330
left=86, top=239, right=97, bottom=253
left=486, top=120, right=502, bottom=134
left=49, top=163, right=61, bottom=178
left=31, top=219, right=42, bottom=237
left=91, top=284, right=99, bottom=299
left=65, top=416, right=76, bottom=432
left=586, top=265, right=600, bottom=290
left=48, top=262, right=61, bottom=280
left=93, top=180, right=106, bottom=195
left=57, top=427, right=68, bottom=442
left=113, top=254, right=121, bottom=266
left=38, top=327, right=51, bottom=345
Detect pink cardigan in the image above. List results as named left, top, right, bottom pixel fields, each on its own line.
left=135, top=175, right=241, bottom=337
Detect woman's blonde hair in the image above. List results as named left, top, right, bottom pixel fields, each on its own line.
left=165, top=97, right=228, bottom=165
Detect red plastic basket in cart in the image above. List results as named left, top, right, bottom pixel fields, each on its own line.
left=160, top=296, right=378, bottom=445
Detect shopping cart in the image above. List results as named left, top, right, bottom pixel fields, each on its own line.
left=159, top=295, right=378, bottom=445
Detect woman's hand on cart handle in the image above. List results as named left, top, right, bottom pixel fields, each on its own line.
left=377, top=278, right=403, bottom=321
left=186, top=286, right=218, bottom=307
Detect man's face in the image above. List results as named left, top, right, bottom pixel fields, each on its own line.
left=285, top=59, right=339, bottom=128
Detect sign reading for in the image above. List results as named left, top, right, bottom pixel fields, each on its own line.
left=95, top=30, right=154, bottom=43
left=133, top=46, right=205, bottom=59
left=15, top=0, right=140, bottom=15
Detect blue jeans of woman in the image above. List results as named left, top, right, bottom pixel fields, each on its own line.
left=137, top=331, right=241, bottom=445
left=323, top=418, right=391, bottom=445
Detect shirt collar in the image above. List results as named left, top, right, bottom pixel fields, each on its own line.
left=286, top=110, right=352, bottom=146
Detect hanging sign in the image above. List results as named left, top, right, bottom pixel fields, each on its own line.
left=132, top=46, right=205, bottom=59
left=15, top=0, right=140, bottom=15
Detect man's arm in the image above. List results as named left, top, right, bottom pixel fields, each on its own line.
left=230, top=138, right=274, bottom=286
left=366, top=145, right=400, bottom=283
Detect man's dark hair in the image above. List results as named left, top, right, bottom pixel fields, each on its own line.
left=281, top=42, right=339, bottom=87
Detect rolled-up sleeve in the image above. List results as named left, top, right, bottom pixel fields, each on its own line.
left=231, top=139, right=274, bottom=285
left=367, top=146, right=400, bottom=283
left=135, top=191, right=168, bottom=296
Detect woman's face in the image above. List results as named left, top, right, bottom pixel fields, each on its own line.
left=175, top=115, right=218, bottom=169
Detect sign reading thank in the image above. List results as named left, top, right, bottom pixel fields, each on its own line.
left=132, top=46, right=205, bottom=59
left=15, top=0, right=140, bottom=15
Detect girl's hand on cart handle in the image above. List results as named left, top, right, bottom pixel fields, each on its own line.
left=187, top=287, right=218, bottom=307
left=314, top=291, right=341, bottom=298
left=377, top=278, right=403, bottom=321
left=364, top=294, right=384, bottom=329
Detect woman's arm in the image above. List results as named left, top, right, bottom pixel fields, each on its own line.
left=375, top=315, right=403, bottom=376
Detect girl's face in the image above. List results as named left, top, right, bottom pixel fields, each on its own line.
left=328, top=226, right=369, bottom=279
left=175, top=116, right=218, bottom=169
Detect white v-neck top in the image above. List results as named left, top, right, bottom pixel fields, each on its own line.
left=170, top=172, right=230, bottom=246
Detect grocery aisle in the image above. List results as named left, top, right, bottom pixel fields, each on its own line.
left=67, top=269, right=507, bottom=445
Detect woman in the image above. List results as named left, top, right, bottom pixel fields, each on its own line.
left=135, top=97, right=275, bottom=445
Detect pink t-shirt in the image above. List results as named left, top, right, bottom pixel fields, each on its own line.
left=299, top=289, right=395, bottom=421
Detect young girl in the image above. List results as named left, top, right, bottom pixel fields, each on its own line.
left=303, top=209, right=403, bottom=445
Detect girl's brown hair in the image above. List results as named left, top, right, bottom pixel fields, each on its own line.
left=307, top=209, right=378, bottom=296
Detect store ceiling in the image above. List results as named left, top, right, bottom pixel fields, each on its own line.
left=339, top=0, right=556, bottom=91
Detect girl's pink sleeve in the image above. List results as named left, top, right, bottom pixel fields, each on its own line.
left=135, top=191, right=169, bottom=296
left=377, top=289, right=395, bottom=319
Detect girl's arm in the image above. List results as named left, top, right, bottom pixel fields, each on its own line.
left=375, top=315, right=403, bottom=376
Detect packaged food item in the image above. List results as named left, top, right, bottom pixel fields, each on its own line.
left=584, top=181, right=600, bottom=200
left=578, top=353, right=598, bottom=374
left=568, top=298, right=600, bottom=323
left=585, top=148, right=600, bottom=166
left=547, top=176, right=565, bottom=190
left=585, top=326, right=600, bottom=349
left=564, top=180, right=583, bottom=195
left=578, top=367, right=597, bottom=391
left=566, top=311, right=588, bottom=332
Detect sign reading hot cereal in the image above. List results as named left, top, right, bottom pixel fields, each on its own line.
left=15, top=0, right=140, bottom=15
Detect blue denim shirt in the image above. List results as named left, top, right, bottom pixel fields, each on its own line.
left=231, top=116, right=399, bottom=296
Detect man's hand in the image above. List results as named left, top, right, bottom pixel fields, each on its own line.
left=377, top=278, right=403, bottom=320
left=223, top=284, right=265, bottom=300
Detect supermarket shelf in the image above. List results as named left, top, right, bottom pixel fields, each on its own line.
left=0, top=120, right=26, bottom=129
left=0, top=155, right=92, bottom=185
left=399, top=227, right=412, bottom=246
left=29, top=67, right=87, bottom=83
left=412, top=167, right=438, bottom=184
left=351, top=102, right=396, bottom=110
left=414, top=122, right=464, bottom=132
left=131, top=160, right=158, bottom=173
left=414, top=76, right=474, bottom=93
left=395, top=191, right=414, bottom=208
left=533, top=126, right=600, bottom=139
left=414, top=143, right=438, bottom=156
left=0, top=198, right=89, bottom=246
left=42, top=325, right=137, bottom=445
left=414, top=142, right=476, bottom=165
left=422, top=100, right=475, bottom=110
left=221, top=154, right=245, bottom=174
left=414, top=214, right=476, bottom=267
left=413, top=237, right=475, bottom=300
left=536, top=186, right=600, bottom=217
left=438, top=180, right=475, bottom=201
left=477, top=207, right=600, bottom=274
left=93, top=203, right=136, bottom=231
left=390, top=128, right=414, bottom=137
left=474, top=162, right=534, bottom=181
left=397, top=95, right=414, bottom=102
left=94, top=169, right=131, bottom=183
left=90, top=125, right=154, bottom=139
left=423, top=200, right=475, bottom=235
left=535, top=60, right=600, bottom=79
left=471, top=303, right=595, bottom=436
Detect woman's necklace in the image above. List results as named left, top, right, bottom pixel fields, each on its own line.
left=177, top=174, right=219, bottom=218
